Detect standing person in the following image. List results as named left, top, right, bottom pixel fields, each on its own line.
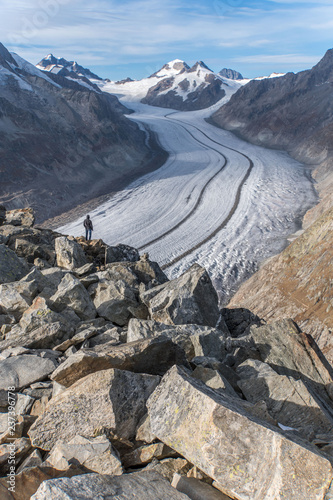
left=83, top=215, right=93, bottom=241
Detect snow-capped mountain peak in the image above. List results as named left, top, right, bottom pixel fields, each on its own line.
left=150, top=59, right=190, bottom=79
left=36, top=54, right=103, bottom=81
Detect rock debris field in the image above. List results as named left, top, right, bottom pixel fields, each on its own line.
left=0, top=207, right=333, bottom=499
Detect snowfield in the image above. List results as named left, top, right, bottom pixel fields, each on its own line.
left=59, top=87, right=317, bottom=304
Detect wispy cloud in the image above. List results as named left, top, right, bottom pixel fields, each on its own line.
left=0, top=0, right=331, bottom=79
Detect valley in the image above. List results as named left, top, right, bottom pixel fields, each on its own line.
left=59, top=97, right=317, bottom=304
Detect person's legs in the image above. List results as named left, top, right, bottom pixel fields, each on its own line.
left=85, top=229, right=89, bottom=240
left=88, top=229, right=92, bottom=241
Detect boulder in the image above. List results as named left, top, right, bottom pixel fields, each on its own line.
left=51, top=336, right=188, bottom=387
left=53, top=327, right=98, bottom=352
left=14, top=238, right=50, bottom=264
left=46, top=435, right=122, bottom=475
left=0, top=280, right=38, bottom=320
left=236, top=359, right=333, bottom=439
left=0, top=437, right=32, bottom=475
left=172, top=474, right=232, bottom=500
left=49, top=273, right=97, bottom=321
left=147, top=365, right=333, bottom=500
left=0, top=354, right=58, bottom=392
left=5, top=208, right=35, bottom=227
left=122, top=442, right=178, bottom=468
left=0, top=464, right=84, bottom=500
left=250, top=319, right=333, bottom=414
left=0, top=244, right=29, bottom=284
left=221, top=308, right=263, bottom=338
left=31, top=470, right=191, bottom=500
left=128, top=319, right=227, bottom=361
left=29, top=368, right=160, bottom=450
left=0, top=321, right=74, bottom=351
left=55, top=237, right=87, bottom=270
left=191, top=366, right=238, bottom=398
left=17, top=449, right=43, bottom=473
left=91, top=280, right=140, bottom=325
left=145, top=458, right=192, bottom=482
left=105, top=243, right=140, bottom=263
left=141, top=264, right=219, bottom=327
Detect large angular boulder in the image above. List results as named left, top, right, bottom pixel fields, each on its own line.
left=0, top=354, right=58, bottom=391
left=249, top=319, right=333, bottom=412
left=127, top=319, right=228, bottom=361
left=31, top=470, right=190, bottom=500
left=49, top=273, right=97, bottom=321
left=91, top=280, right=139, bottom=325
left=0, top=245, right=29, bottom=284
left=105, top=243, right=140, bottom=263
left=236, top=359, right=333, bottom=439
left=141, top=264, right=219, bottom=327
left=55, top=237, right=87, bottom=270
left=0, top=321, right=74, bottom=351
left=51, top=336, right=188, bottom=387
left=5, top=208, right=35, bottom=227
left=47, top=435, right=122, bottom=475
left=147, top=365, right=333, bottom=500
left=29, top=368, right=160, bottom=450
left=0, top=280, right=38, bottom=320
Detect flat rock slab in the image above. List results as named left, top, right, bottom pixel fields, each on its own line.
left=147, top=365, right=333, bottom=500
left=51, top=336, right=188, bottom=387
left=0, top=244, right=29, bottom=284
left=31, top=470, right=191, bottom=500
left=29, top=368, right=160, bottom=450
left=0, top=354, right=58, bottom=392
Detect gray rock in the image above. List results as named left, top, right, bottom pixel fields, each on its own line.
left=142, top=264, right=219, bottom=327
left=144, top=458, right=192, bottom=483
left=172, top=474, right=232, bottom=500
left=136, top=414, right=156, bottom=444
left=0, top=244, right=29, bottom=284
left=0, top=321, right=74, bottom=351
left=191, top=366, right=238, bottom=398
left=49, top=273, right=97, bottom=321
left=31, top=470, right=190, bottom=500
left=0, top=354, right=58, bottom=391
left=105, top=243, right=140, bottom=263
left=91, top=280, right=139, bottom=325
left=147, top=365, right=333, bottom=500
left=250, top=319, right=333, bottom=416
left=237, top=359, right=333, bottom=439
left=0, top=280, right=38, bottom=320
left=128, top=319, right=227, bottom=362
left=122, top=442, right=177, bottom=468
left=51, top=336, right=188, bottom=387
left=0, top=206, right=5, bottom=226
left=47, top=435, right=123, bottom=475
left=55, top=237, right=87, bottom=270
left=0, top=437, right=32, bottom=475
left=15, top=393, right=35, bottom=415
left=17, top=449, right=43, bottom=473
left=5, top=208, right=35, bottom=227
left=29, top=368, right=160, bottom=450
left=54, top=327, right=98, bottom=352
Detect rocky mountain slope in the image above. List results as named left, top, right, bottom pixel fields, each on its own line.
left=211, top=49, right=333, bottom=357
left=0, top=208, right=333, bottom=499
left=210, top=48, right=333, bottom=222
left=218, top=68, right=243, bottom=80
left=0, top=43, right=166, bottom=224
left=36, top=54, right=102, bottom=81
left=141, top=60, right=229, bottom=111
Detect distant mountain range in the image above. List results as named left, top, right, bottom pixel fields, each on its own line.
left=0, top=43, right=165, bottom=222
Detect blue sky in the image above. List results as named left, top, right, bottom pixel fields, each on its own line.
left=1, top=0, right=333, bottom=80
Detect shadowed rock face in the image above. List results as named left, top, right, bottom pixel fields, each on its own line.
left=218, top=68, right=243, bottom=80
left=0, top=43, right=166, bottom=223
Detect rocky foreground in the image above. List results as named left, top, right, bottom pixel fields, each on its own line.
left=0, top=208, right=333, bottom=499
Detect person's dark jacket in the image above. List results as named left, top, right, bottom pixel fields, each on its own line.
left=84, top=216, right=93, bottom=231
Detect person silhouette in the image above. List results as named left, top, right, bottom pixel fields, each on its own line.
left=83, top=215, right=93, bottom=241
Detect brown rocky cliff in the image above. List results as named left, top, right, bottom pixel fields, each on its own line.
left=228, top=206, right=333, bottom=362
